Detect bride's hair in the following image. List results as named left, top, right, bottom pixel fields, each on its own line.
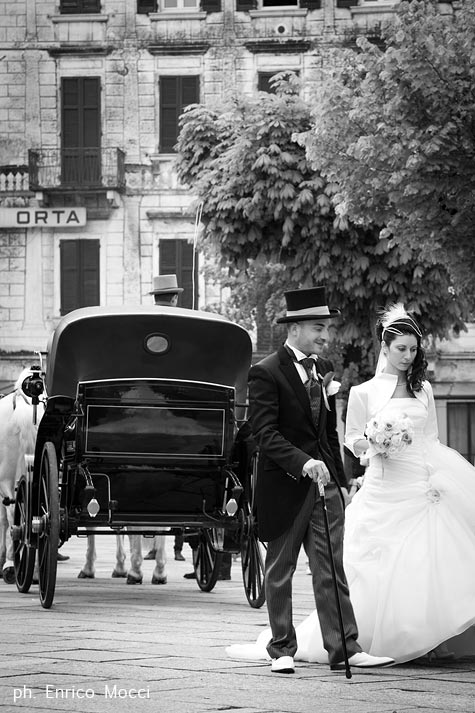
left=375, top=306, right=428, bottom=393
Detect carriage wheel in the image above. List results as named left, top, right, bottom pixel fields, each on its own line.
left=240, top=504, right=266, bottom=608
left=37, top=443, right=59, bottom=609
left=12, top=475, right=36, bottom=593
left=194, top=529, right=223, bottom=592
left=240, top=451, right=266, bottom=608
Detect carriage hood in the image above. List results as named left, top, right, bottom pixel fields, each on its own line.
left=45, top=306, right=252, bottom=403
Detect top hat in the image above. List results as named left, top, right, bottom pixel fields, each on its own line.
left=276, top=286, right=340, bottom=323
left=149, top=274, right=184, bottom=295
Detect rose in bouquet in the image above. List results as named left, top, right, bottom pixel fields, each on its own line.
left=365, top=413, right=414, bottom=459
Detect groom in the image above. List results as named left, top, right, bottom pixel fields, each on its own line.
left=248, top=286, right=395, bottom=673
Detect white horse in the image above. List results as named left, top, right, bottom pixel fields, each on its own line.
left=0, top=366, right=44, bottom=582
left=78, top=532, right=167, bottom=585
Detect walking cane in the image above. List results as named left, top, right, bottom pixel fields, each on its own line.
left=318, top=480, right=352, bottom=679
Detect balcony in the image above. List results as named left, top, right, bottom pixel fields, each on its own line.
left=28, top=148, right=126, bottom=193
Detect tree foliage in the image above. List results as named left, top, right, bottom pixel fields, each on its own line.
left=300, top=0, right=475, bottom=302
left=174, top=72, right=468, bottom=385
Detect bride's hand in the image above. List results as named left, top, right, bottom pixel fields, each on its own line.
left=354, top=438, right=370, bottom=457
left=340, top=487, right=351, bottom=507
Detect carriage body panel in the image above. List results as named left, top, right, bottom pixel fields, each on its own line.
left=66, top=377, right=239, bottom=532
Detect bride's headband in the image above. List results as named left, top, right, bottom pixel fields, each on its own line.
left=382, top=316, right=423, bottom=340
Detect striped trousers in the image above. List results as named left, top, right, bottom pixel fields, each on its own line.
left=264, top=480, right=361, bottom=664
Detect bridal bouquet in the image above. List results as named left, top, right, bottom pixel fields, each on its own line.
left=365, top=413, right=414, bottom=459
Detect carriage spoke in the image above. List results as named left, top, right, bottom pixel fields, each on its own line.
left=13, top=476, right=36, bottom=593
left=194, top=530, right=221, bottom=592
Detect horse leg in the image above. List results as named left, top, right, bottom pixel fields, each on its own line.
left=126, top=533, right=143, bottom=584
left=1, top=503, right=15, bottom=584
left=78, top=534, right=96, bottom=579
left=151, top=534, right=167, bottom=585
left=0, top=503, right=7, bottom=575
left=111, top=534, right=127, bottom=578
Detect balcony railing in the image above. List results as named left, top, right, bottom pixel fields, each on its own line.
left=0, top=166, right=30, bottom=193
left=28, top=147, right=126, bottom=192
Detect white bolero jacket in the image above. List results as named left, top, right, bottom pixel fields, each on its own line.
left=344, top=373, right=439, bottom=458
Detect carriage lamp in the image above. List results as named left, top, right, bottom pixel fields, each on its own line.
left=82, top=485, right=100, bottom=517
left=225, top=498, right=238, bottom=516
left=87, top=498, right=100, bottom=517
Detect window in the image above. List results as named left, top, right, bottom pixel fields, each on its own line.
left=159, top=240, right=198, bottom=309
left=159, top=76, right=200, bottom=153
left=162, top=0, right=199, bottom=8
left=237, top=0, right=320, bottom=9
left=258, top=71, right=299, bottom=93
left=60, top=0, right=101, bottom=13
left=447, top=402, right=475, bottom=465
left=138, top=0, right=200, bottom=10
left=60, top=240, right=100, bottom=315
left=137, top=0, right=157, bottom=11
left=262, top=0, right=297, bottom=5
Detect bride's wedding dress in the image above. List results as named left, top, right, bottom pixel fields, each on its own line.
left=227, top=398, right=475, bottom=664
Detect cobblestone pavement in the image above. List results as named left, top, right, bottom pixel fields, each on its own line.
left=0, top=536, right=473, bottom=713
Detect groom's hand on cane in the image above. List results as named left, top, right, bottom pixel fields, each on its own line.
left=302, top=459, right=330, bottom=493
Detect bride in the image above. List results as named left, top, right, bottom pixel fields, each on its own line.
left=227, top=305, right=475, bottom=665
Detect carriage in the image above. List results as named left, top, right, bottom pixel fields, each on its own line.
left=11, top=306, right=265, bottom=609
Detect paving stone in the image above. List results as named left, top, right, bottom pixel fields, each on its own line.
left=0, top=537, right=473, bottom=713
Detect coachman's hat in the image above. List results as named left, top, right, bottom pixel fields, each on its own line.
left=276, top=286, right=340, bottom=324
left=149, top=274, right=184, bottom=295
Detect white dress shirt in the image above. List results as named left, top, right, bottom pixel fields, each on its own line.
left=285, top=340, right=319, bottom=384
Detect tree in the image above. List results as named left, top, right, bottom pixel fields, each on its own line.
left=174, top=73, right=468, bottom=386
left=300, top=0, right=475, bottom=303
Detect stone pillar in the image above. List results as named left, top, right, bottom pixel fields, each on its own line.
left=22, top=228, right=47, bottom=348
left=25, top=51, right=41, bottom=149
left=123, top=196, right=142, bottom=304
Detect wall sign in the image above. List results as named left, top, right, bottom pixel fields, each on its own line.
left=0, top=207, right=87, bottom=228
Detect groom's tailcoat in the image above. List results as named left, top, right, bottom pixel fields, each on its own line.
left=248, top=345, right=347, bottom=542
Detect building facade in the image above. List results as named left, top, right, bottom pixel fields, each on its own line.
left=2, top=0, right=473, bottom=455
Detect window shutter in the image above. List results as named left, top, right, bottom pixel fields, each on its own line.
left=137, top=0, right=157, bottom=12
left=159, top=76, right=199, bottom=153
left=448, top=402, right=475, bottom=465
left=61, top=77, right=101, bottom=185
left=299, top=0, right=321, bottom=7
left=83, top=0, right=101, bottom=10
left=159, top=240, right=198, bottom=309
left=236, top=0, right=257, bottom=10
left=60, top=0, right=101, bottom=12
left=200, top=0, right=221, bottom=11
left=60, top=240, right=100, bottom=315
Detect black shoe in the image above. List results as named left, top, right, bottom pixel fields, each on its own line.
left=57, top=552, right=70, bottom=562
left=218, top=574, right=231, bottom=580
left=174, top=551, right=185, bottom=561
left=183, top=572, right=196, bottom=579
